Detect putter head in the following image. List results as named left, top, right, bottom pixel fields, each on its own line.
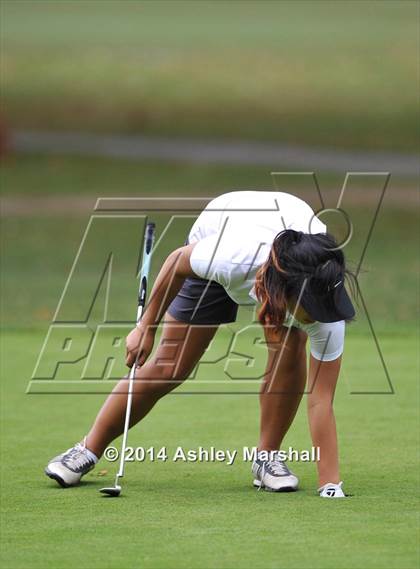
left=99, top=484, right=122, bottom=497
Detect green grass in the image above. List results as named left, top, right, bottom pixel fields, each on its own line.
left=1, top=330, right=418, bottom=569
left=1, top=0, right=418, bottom=150
left=2, top=153, right=419, bottom=197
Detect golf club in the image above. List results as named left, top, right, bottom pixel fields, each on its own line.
left=100, top=221, right=155, bottom=497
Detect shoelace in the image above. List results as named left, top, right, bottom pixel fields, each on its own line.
left=268, top=460, right=290, bottom=476
left=258, top=456, right=290, bottom=491
left=63, top=439, right=92, bottom=470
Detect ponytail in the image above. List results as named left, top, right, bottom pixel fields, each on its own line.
left=254, top=229, right=355, bottom=330
left=254, top=244, right=288, bottom=330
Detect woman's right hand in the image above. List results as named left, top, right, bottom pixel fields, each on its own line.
left=125, top=323, right=155, bottom=368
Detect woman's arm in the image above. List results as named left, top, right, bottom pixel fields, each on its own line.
left=307, top=354, right=342, bottom=487
left=125, top=243, right=196, bottom=367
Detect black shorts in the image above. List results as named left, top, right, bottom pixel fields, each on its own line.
left=167, top=236, right=239, bottom=325
left=167, top=276, right=239, bottom=325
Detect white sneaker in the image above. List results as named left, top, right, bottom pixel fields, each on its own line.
left=45, top=440, right=96, bottom=488
left=318, top=481, right=346, bottom=498
left=252, top=451, right=299, bottom=492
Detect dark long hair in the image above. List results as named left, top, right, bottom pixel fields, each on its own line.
left=254, top=229, right=356, bottom=330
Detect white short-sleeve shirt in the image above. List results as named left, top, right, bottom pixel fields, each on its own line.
left=189, top=191, right=345, bottom=362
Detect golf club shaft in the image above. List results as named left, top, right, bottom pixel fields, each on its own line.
left=115, top=222, right=155, bottom=483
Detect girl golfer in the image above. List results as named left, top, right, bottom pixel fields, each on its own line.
left=46, top=191, right=355, bottom=498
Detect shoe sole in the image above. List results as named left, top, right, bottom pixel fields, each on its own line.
left=253, top=479, right=298, bottom=492
left=45, top=468, right=71, bottom=488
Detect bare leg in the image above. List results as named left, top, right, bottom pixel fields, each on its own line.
left=258, top=325, right=307, bottom=451
left=86, top=314, right=218, bottom=457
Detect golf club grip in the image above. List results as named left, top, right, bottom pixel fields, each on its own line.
left=145, top=222, right=155, bottom=255
left=136, top=223, right=155, bottom=319
left=138, top=276, right=147, bottom=306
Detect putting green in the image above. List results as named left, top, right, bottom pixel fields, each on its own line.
left=1, top=327, right=418, bottom=569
